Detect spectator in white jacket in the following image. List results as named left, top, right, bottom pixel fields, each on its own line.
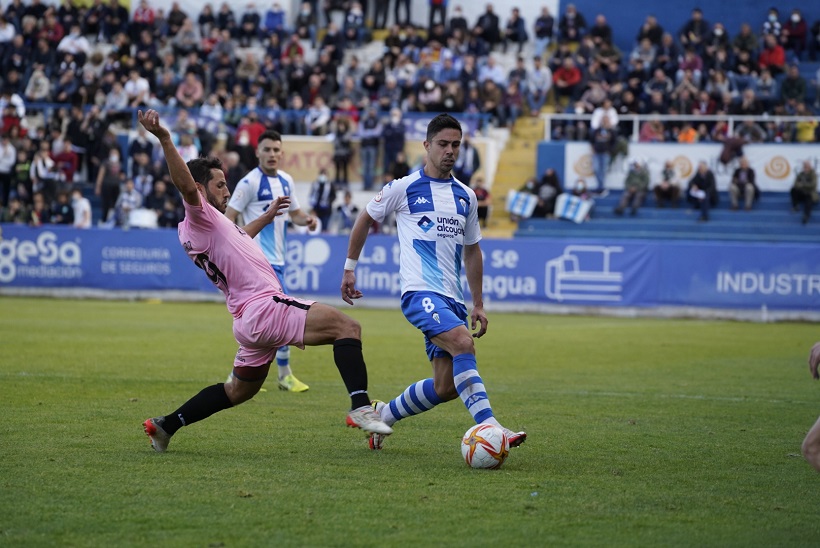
left=526, top=55, right=552, bottom=116
left=590, top=98, right=619, bottom=130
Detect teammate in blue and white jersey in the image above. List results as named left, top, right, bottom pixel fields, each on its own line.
left=341, top=113, right=527, bottom=451
left=226, top=130, right=317, bottom=393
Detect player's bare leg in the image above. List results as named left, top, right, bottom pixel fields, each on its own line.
left=302, top=303, right=392, bottom=435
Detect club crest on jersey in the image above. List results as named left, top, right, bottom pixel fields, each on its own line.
left=418, top=216, right=434, bottom=232
left=432, top=312, right=440, bottom=323
left=374, top=190, right=383, bottom=202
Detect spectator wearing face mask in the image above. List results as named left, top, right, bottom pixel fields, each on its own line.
left=762, top=7, right=782, bottom=39
left=309, top=168, right=336, bottom=232
left=381, top=108, right=406, bottom=176
left=782, top=9, right=807, bottom=60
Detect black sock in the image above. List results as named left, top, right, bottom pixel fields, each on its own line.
left=162, top=383, right=233, bottom=436
left=333, top=338, right=370, bottom=409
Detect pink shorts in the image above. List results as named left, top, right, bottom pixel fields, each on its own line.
left=232, top=294, right=315, bottom=368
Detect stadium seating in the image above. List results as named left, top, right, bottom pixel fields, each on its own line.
left=515, top=190, right=818, bottom=243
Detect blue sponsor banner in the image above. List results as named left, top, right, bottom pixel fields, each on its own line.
left=1, top=225, right=818, bottom=312
left=0, top=225, right=215, bottom=293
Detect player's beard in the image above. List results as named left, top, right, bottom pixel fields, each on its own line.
left=205, top=188, right=228, bottom=213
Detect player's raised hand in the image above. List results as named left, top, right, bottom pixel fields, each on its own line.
left=809, top=342, right=820, bottom=380
left=137, top=110, right=170, bottom=140
left=266, top=196, right=290, bottom=218
left=470, top=305, right=488, bottom=338
left=305, top=215, right=318, bottom=232
left=341, top=270, right=363, bottom=305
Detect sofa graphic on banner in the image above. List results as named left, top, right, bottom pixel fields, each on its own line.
left=544, top=245, right=624, bottom=302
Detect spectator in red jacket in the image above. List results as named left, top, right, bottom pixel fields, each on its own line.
left=758, top=34, right=786, bottom=76
left=52, top=137, right=79, bottom=185
left=553, top=56, right=582, bottom=104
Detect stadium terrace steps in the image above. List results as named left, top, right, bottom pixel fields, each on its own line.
left=514, top=191, right=819, bottom=243
left=484, top=116, right=545, bottom=239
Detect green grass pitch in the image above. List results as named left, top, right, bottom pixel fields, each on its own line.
left=1, top=296, right=819, bottom=546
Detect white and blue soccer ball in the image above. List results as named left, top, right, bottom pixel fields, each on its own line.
left=461, top=424, right=509, bottom=469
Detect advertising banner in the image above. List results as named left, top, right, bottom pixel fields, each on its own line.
left=563, top=142, right=818, bottom=192
left=2, top=226, right=818, bottom=312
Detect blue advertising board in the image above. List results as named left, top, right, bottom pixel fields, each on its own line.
left=1, top=225, right=818, bottom=312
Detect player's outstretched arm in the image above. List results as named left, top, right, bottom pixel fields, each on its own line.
left=137, top=109, right=199, bottom=207
left=290, top=208, right=318, bottom=231
left=809, top=342, right=820, bottom=380
left=341, top=210, right=376, bottom=305
left=242, top=196, right=291, bottom=239
left=464, top=242, right=488, bottom=338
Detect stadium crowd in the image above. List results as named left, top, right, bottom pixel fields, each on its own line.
left=0, top=0, right=818, bottom=229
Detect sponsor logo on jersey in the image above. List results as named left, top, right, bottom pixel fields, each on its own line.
left=414, top=196, right=431, bottom=205
left=418, top=216, right=434, bottom=232
left=374, top=190, right=383, bottom=202
left=435, top=216, right=464, bottom=239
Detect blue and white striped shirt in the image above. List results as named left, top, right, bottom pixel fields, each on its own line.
left=367, top=169, right=481, bottom=303
left=226, top=167, right=299, bottom=266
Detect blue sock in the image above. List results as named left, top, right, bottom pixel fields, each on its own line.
left=384, top=378, right=444, bottom=426
left=452, top=354, right=495, bottom=424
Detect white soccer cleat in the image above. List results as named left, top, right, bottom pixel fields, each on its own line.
left=501, top=427, right=527, bottom=448
left=346, top=404, right=393, bottom=436
left=143, top=417, right=172, bottom=453
left=369, top=400, right=388, bottom=450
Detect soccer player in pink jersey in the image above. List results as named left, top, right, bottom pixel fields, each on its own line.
left=137, top=109, right=392, bottom=452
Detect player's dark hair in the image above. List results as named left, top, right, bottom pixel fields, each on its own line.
left=426, top=113, right=462, bottom=142
left=259, top=129, right=282, bottom=144
left=187, top=157, right=224, bottom=187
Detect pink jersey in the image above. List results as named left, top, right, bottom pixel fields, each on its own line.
left=178, top=192, right=283, bottom=318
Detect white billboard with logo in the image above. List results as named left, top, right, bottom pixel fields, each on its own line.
left=564, top=143, right=815, bottom=192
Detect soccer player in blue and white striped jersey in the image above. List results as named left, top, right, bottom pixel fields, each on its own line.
left=341, top=113, right=527, bottom=451
left=226, top=130, right=317, bottom=393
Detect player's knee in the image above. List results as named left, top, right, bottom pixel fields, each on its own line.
left=337, top=315, right=361, bottom=339
left=450, top=334, right=475, bottom=356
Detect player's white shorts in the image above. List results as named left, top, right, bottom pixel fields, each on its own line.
left=232, top=294, right=315, bottom=368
